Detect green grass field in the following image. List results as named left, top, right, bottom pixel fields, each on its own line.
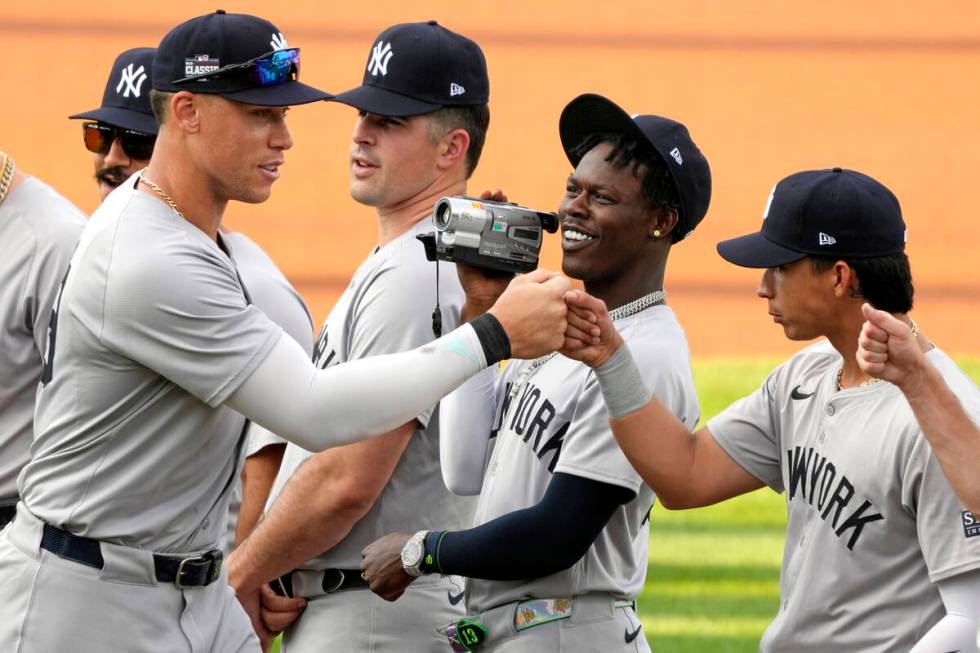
left=272, top=356, right=980, bottom=652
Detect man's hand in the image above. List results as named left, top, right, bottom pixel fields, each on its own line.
left=857, top=303, right=926, bottom=392
left=487, top=269, right=570, bottom=359
left=361, top=532, right=417, bottom=602
left=560, top=290, right=623, bottom=368
left=259, top=583, right=307, bottom=635
left=235, top=586, right=277, bottom=652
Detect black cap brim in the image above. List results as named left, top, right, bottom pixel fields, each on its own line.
left=331, top=84, right=441, bottom=117
left=68, top=107, right=159, bottom=135
left=559, top=94, right=652, bottom=167
left=716, top=232, right=808, bottom=269
left=220, top=81, right=333, bottom=107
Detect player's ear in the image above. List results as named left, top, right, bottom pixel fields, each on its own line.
left=170, top=91, right=202, bottom=134
left=647, top=207, right=679, bottom=241
left=436, top=128, right=470, bottom=172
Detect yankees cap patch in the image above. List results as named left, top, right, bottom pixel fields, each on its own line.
left=962, top=510, right=980, bottom=538
left=185, top=54, right=220, bottom=77
left=116, top=63, right=148, bottom=98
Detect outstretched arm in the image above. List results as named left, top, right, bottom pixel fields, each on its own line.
left=858, top=303, right=980, bottom=515
left=561, top=290, right=763, bottom=509
left=226, top=270, right=570, bottom=453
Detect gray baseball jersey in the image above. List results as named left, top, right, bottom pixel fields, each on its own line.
left=708, top=340, right=980, bottom=651
left=20, top=177, right=282, bottom=553
left=0, top=178, right=85, bottom=508
left=221, top=231, right=314, bottom=552
left=466, top=305, right=699, bottom=613
left=267, top=218, right=474, bottom=570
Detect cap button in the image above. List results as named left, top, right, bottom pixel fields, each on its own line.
left=832, top=167, right=842, bottom=173
left=215, top=8, right=226, bottom=14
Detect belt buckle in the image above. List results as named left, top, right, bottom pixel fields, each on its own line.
left=175, top=549, right=222, bottom=588
left=322, top=568, right=346, bottom=594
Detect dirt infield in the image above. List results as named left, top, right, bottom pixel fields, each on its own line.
left=3, top=1, right=979, bottom=356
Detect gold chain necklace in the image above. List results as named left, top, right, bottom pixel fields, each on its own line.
left=0, top=151, right=16, bottom=206
left=138, top=172, right=185, bottom=219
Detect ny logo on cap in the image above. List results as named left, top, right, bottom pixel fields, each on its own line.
left=818, top=232, right=837, bottom=246
left=450, top=83, right=465, bottom=97
left=116, top=63, right=147, bottom=99
left=271, top=32, right=288, bottom=51
left=368, top=41, right=394, bottom=77
left=669, top=147, right=683, bottom=165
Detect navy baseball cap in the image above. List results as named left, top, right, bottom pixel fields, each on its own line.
left=332, top=21, right=489, bottom=117
left=559, top=93, right=712, bottom=242
left=716, top=168, right=906, bottom=268
left=152, top=10, right=331, bottom=106
left=69, top=48, right=158, bottom=135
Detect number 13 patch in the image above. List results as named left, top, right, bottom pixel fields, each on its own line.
left=962, top=511, right=980, bottom=538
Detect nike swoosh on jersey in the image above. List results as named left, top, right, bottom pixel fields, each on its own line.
left=790, top=385, right=815, bottom=400
left=625, top=624, right=643, bottom=643
left=448, top=590, right=465, bottom=606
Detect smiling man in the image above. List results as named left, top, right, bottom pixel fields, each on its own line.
left=0, top=12, right=569, bottom=652
left=227, top=20, right=490, bottom=653
left=562, top=168, right=980, bottom=651
left=360, top=93, right=711, bottom=653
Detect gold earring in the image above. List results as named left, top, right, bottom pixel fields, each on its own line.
left=652, top=229, right=662, bottom=238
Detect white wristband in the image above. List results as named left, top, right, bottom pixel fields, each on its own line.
left=594, top=345, right=652, bottom=419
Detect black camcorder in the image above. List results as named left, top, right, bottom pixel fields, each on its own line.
left=417, top=196, right=559, bottom=274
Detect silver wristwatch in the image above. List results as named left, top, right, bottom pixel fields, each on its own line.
left=401, top=530, right=429, bottom=577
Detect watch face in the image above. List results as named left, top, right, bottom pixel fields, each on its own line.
left=402, top=536, right=424, bottom=568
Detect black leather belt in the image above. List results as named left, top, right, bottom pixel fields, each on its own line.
left=273, top=568, right=369, bottom=598
left=0, top=505, right=15, bottom=528
left=39, top=523, right=223, bottom=588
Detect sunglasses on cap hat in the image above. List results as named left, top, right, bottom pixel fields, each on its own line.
left=172, top=48, right=301, bottom=87
left=82, top=122, right=156, bottom=160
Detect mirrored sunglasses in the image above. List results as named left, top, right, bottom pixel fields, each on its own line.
left=82, top=123, right=156, bottom=161
left=172, top=48, right=301, bottom=87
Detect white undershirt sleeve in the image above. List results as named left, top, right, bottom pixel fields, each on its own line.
left=909, top=568, right=980, bottom=653
left=226, top=324, right=488, bottom=453
left=439, top=365, right=498, bottom=495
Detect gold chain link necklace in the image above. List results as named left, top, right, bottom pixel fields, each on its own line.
left=0, top=151, right=17, bottom=206
left=138, top=172, right=185, bottom=219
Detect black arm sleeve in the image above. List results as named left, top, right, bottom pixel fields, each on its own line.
left=431, top=472, right=635, bottom=581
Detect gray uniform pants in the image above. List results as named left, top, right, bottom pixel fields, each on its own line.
left=466, top=594, right=651, bottom=653
left=283, top=574, right=465, bottom=653
left=0, top=506, right=259, bottom=652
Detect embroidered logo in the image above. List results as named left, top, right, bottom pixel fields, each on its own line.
left=184, top=54, right=221, bottom=77
left=818, top=232, right=837, bottom=246
left=116, top=63, right=147, bottom=98
left=271, top=32, right=288, bottom=50
left=450, top=82, right=465, bottom=97
left=669, top=147, right=683, bottom=165
left=368, top=41, right=394, bottom=77
left=762, top=184, right=777, bottom=220
left=963, top=510, right=980, bottom=538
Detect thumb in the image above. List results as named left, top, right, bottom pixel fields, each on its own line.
left=862, top=303, right=909, bottom=338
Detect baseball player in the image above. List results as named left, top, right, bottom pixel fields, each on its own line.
left=68, top=46, right=316, bottom=555
left=69, top=47, right=158, bottom=200
left=227, top=21, right=486, bottom=652
left=0, top=151, right=86, bottom=532
left=361, top=94, right=712, bottom=653
left=858, top=304, right=980, bottom=518
left=563, top=169, right=980, bottom=651
left=0, top=11, right=569, bottom=652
